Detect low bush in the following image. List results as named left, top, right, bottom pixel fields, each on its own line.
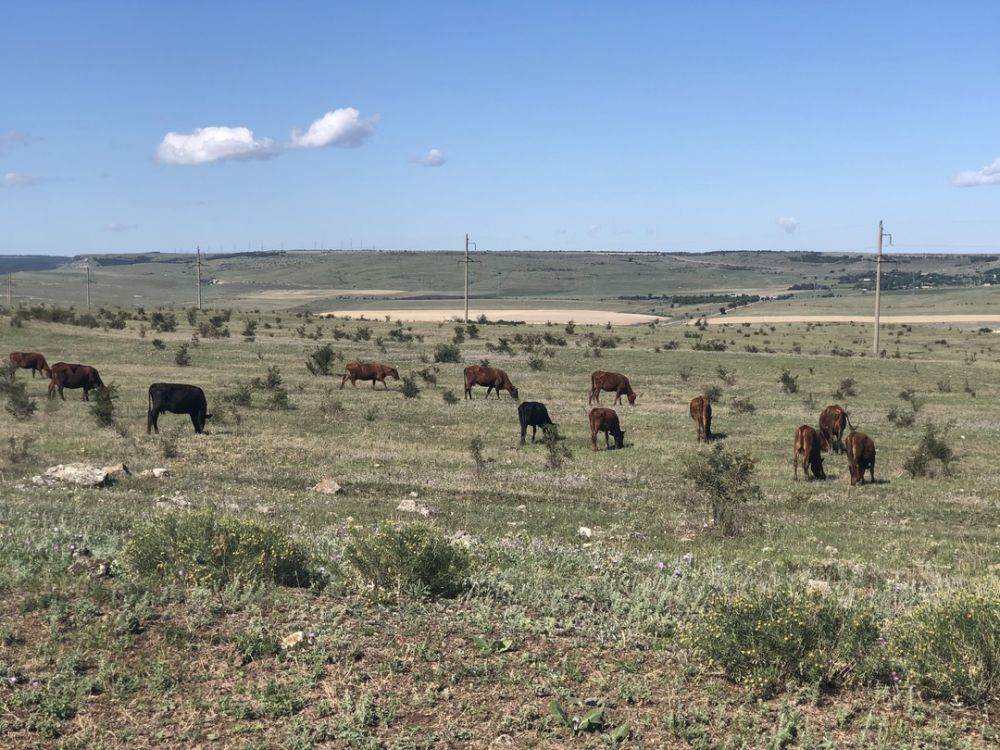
left=834, top=378, right=857, bottom=399
left=903, top=423, right=956, bottom=477
left=2, top=366, right=36, bottom=421
left=890, top=587, right=1000, bottom=704
left=400, top=374, right=420, bottom=399
left=174, top=344, right=191, bottom=367
left=305, top=343, right=338, bottom=376
left=433, top=343, right=461, bottom=363
left=89, top=384, right=118, bottom=428
left=344, top=523, right=469, bottom=598
left=441, top=389, right=459, bottom=405
left=702, top=384, right=722, bottom=404
left=682, top=444, right=761, bottom=536
left=119, top=511, right=313, bottom=588
left=730, top=397, right=756, bottom=415
left=779, top=369, right=799, bottom=394
left=685, top=587, right=883, bottom=697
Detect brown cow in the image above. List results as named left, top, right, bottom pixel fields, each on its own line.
left=9, top=351, right=52, bottom=379
left=589, top=407, right=625, bottom=450
left=464, top=365, right=518, bottom=400
left=844, top=431, right=876, bottom=486
left=689, top=395, right=712, bottom=442
left=793, top=425, right=826, bottom=481
left=819, top=404, right=854, bottom=454
left=589, top=371, right=637, bottom=405
left=48, top=362, right=105, bottom=401
left=340, top=361, right=399, bottom=390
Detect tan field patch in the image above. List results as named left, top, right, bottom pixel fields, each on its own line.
left=695, top=314, right=1000, bottom=326
left=242, top=288, right=405, bottom=301
left=320, top=307, right=666, bottom=325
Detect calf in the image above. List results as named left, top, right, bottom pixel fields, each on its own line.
left=689, top=395, right=712, bottom=442
left=9, top=351, right=52, bottom=379
left=464, top=365, right=519, bottom=400
left=589, top=371, right=638, bottom=405
left=518, top=401, right=555, bottom=444
left=589, top=407, right=625, bottom=450
left=340, top=361, right=399, bottom=390
left=793, top=425, right=826, bottom=480
left=148, top=383, right=212, bottom=434
left=48, top=362, right=104, bottom=401
left=844, top=431, right=876, bottom=486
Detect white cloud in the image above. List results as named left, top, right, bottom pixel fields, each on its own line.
left=952, top=156, right=1000, bottom=187
left=155, top=126, right=277, bottom=165
left=777, top=217, right=799, bottom=233
left=104, top=223, right=137, bottom=232
left=288, top=108, right=379, bottom=150
left=413, top=148, right=447, bottom=167
left=2, top=172, right=41, bottom=187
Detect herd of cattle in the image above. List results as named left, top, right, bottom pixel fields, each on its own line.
left=10, top=351, right=876, bottom=486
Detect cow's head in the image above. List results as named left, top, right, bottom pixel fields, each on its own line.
left=627, top=391, right=638, bottom=405
left=510, top=386, right=519, bottom=401
left=387, top=368, right=400, bottom=380
left=613, top=429, right=625, bottom=449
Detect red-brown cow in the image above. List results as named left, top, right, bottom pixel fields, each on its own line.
left=793, top=425, right=826, bottom=481
left=589, top=407, right=625, bottom=450
left=48, top=362, right=105, bottom=401
left=819, top=404, right=854, bottom=454
left=464, top=365, right=518, bottom=400
left=9, top=351, right=52, bottom=379
left=340, top=361, right=399, bottom=390
left=589, top=371, right=637, bottom=405
left=689, top=395, right=712, bottom=442
left=844, top=431, right=876, bottom=486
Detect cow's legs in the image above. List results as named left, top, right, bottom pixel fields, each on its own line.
left=148, top=409, right=158, bottom=434
left=793, top=449, right=799, bottom=480
left=591, top=431, right=598, bottom=451
left=190, top=413, right=202, bottom=434
left=531, top=425, right=537, bottom=443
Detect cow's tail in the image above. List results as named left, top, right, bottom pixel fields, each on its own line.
left=845, top=412, right=856, bottom=432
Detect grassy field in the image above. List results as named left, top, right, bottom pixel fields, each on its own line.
left=1, top=292, right=999, bottom=748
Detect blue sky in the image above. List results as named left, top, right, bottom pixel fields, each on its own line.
left=2, top=1, right=999, bottom=255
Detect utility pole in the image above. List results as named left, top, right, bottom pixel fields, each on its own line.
left=462, top=233, right=478, bottom=323
left=196, top=246, right=203, bottom=310
left=873, top=221, right=892, bottom=355
left=6, top=272, right=11, bottom=306
left=86, top=263, right=91, bottom=307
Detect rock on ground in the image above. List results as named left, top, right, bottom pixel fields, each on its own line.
left=312, top=478, right=342, bottom=494
left=32, top=464, right=113, bottom=488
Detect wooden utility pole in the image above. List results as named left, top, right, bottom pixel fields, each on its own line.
left=86, top=263, right=91, bottom=307
left=6, top=273, right=11, bottom=306
left=464, top=234, right=470, bottom=322
left=196, top=246, right=203, bottom=310
left=873, top=221, right=892, bottom=355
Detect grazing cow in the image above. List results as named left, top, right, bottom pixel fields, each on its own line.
left=48, top=362, right=104, bottom=401
left=689, top=395, right=712, bottom=442
left=589, top=371, right=638, bottom=405
left=9, top=351, right=52, bottom=379
left=464, top=365, right=519, bottom=400
left=589, top=407, right=625, bottom=450
left=147, top=383, right=212, bottom=434
left=844, top=431, right=876, bottom=486
left=340, top=361, right=400, bottom=390
left=819, top=404, right=854, bottom=454
left=518, top=401, right=555, bottom=444
left=793, top=425, right=826, bottom=481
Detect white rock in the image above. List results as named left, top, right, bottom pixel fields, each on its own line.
left=32, top=464, right=111, bottom=488
left=281, top=631, right=305, bottom=650
left=448, top=530, right=476, bottom=548
left=155, top=493, right=191, bottom=509
left=312, top=478, right=342, bottom=494
left=255, top=505, right=275, bottom=515
left=409, top=490, right=419, bottom=498
left=577, top=526, right=593, bottom=539
left=396, top=497, right=434, bottom=516
left=139, top=467, right=170, bottom=479
left=806, top=579, right=832, bottom=595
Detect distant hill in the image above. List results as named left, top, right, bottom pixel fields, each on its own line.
left=0, top=255, right=68, bottom=274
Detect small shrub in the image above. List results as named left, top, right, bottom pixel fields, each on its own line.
left=417, top=367, right=438, bottom=386
left=151, top=338, right=166, bottom=350
left=441, top=389, right=459, bottom=405
left=730, top=397, right=756, bottom=415
left=174, top=344, right=191, bottom=367
left=150, top=311, right=177, bottom=333
left=2, top=370, right=37, bottom=421
left=716, top=367, right=736, bottom=386
left=400, top=374, right=420, bottom=399
left=834, top=378, right=857, bottom=399
left=903, top=423, right=955, bottom=477
left=887, top=406, right=916, bottom=427
left=779, top=369, right=799, bottom=394
left=678, top=366, right=692, bottom=382
left=469, top=436, right=487, bottom=478
left=685, top=587, right=883, bottom=697
left=222, top=381, right=253, bottom=407
left=542, top=425, right=571, bottom=469
left=305, top=343, right=338, bottom=376
left=89, top=384, right=118, bottom=428
left=119, top=511, right=313, bottom=588
left=159, top=432, right=180, bottom=459
left=267, top=388, right=292, bottom=410
left=345, top=523, right=469, bottom=598
left=890, top=587, right=1000, bottom=704
left=702, top=384, right=722, bottom=404
left=241, top=318, right=257, bottom=343
left=4, top=435, right=36, bottom=464
left=528, top=356, right=545, bottom=371
left=433, top=343, right=461, bottom=363
left=936, top=379, right=952, bottom=393
left=682, top=444, right=761, bottom=536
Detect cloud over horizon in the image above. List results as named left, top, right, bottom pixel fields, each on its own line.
left=777, top=217, right=799, bottom=233
left=413, top=148, right=447, bottom=167
left=104, top=223, right=137, bottom=232
left=156, top=108, right=379, bottom=166
left=2, top=172, right=42, bottom=187
left=952, top=156, right=1000, bottom=187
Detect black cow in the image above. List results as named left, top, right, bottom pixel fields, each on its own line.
left=518, top=401, right=555, bottom=444
left=148, top=383, right=212, bottom=434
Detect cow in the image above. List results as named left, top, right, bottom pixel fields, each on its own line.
left=819, top=404, right=854, bottom=454
left=9, top=351, right=52, bottom=379
left=340, top=361, right=400, bottom=390
left=690, top=395, right=712, bottom=442
left=844, top=431, right=876, bottom=486
left=793, top=425, right=826, bottom=481
left=464, top=365, right=519, bottom=400
left=589, top=407, right=625, bottom=450
left=518, top=401, right=555, bottom=444
left=589, top=371, right=637, bottom=405
left=47, top=362, right=104, bottom=401
left=147, top=383, right=212, bottom=434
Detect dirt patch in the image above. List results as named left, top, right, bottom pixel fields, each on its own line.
left=695, top=314, right=1000, bottom=326
left=320, top=308, right=666, bottom=325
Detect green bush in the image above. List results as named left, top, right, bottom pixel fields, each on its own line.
left=344, top=523, right=469, bottom=598
left=305, top=343, right=338, bottom=376
left=2, top=365, right=37, bottom=421
left=400, top=373, right=420, bottom=399
left=119, top=511, right=313, bottom=588
left=890, top=587, right=1000, bottom=704
left=701, top=384, right=722, bottom=404
left=685, top=587, right=883, bottom=697
left=174, top=344, right=191, bottom=367
left=903, top=422, right=956, bottom=477
left=779, top=369, right=799, bottom=394
left=433, top=343, right=461, bottom=363
left=441, top=389, right=459, bottom=405
left=682, top=444, right=761, bottom=536
left=89, top=384, right=118, bottom=428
